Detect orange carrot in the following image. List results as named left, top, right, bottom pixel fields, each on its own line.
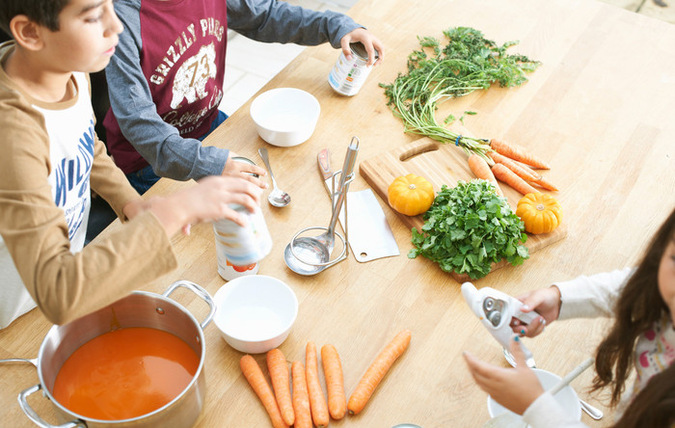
left=321, top=344, right=347, bottom=420
left=490, top=139, right=551, bottom=170
left=240, top=355, right=289, bottom=428
left=491, top=163, right=539, bottom=196
left=489, top=151, right=541, bottom=182
left=347, top=329, right=412, bottom=415
left=305, top=342, right=329, bottom=427
left=267, top=349, right=294, bottom=426
left=529, top=176, right=559, bottom=192
left=291, top=361, right=313, bottom=428
left=467, top=153, right=503, bottom=196
left=505, top=160, right=559, bottom=191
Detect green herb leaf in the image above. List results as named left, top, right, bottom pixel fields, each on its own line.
left=409, top=180, right=529, bottom=279
left=380, top=27, right=540, bottom=157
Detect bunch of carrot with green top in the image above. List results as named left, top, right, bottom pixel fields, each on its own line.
left=239, top=329, right=411, bottom=427
left=467, top=139, right=558, bottom=197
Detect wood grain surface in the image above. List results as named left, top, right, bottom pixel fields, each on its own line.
left=1, top=0, right=674, bottom=427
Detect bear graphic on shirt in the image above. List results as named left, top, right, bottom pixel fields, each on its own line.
left=170, top=42, right=217, bottom=109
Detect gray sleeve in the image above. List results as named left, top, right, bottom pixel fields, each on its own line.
left=106, top=1, right=228, bottom=181
left=226, top=0, right=361, bottom=48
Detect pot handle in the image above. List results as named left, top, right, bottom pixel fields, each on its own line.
left=163, top=280, right=216, bottom=329
left=18, top=384, right=86, bottom=428
left=0, top=358, right=38, bottom=367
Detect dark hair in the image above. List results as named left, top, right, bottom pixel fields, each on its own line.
left=0, top=0, right=70, bottom=37
left=613, top=362, right=675, bottom=428
left=591, top=207, right=675, bottom=421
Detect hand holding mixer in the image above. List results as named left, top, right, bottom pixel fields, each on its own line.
left=461, top=282, right=539, bottom=366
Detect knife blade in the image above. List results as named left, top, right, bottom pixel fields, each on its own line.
left=317, top=148, right=345, bottom=226
left=316, top=148, right=399, bottom=262
left=317, top=148, right=336, bottom=200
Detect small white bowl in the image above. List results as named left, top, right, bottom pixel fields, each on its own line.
left=249, top=88, right=320, bottom=147
left=213, top=275, right=298, bottom=354
left=487, top=368, right=582, bottom=424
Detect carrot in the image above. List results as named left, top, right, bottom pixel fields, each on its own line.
left=490, top=139, right=551, bottom=170
left=240, top=355, right=289, bottom=428
left=321, top=344, right=347, bottom=420
left=491, top=163, right=539, bottom=196
left=305, top=342, right=329, bottom=427
left=347, top=329, right=412, bottom=415
left=529, top=176, right=559, bottom=192
left=489, top=151, right=541, bottom=182
left=503, top=160, right=559, bottom=191
left=467, top=153, right=503, bottom=196
left=291, top=361, right=313, bottom=428
left=504, top=160, right=559, bottom=191
left=267, top=349, right=294, bottom=426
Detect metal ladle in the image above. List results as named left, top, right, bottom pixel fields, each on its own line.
left=258, top=147, right=291, bottom=207
left=284, top=137, right=359, bottom=275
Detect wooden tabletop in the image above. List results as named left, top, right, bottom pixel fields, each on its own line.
left=2, top=0, right=675, bottom=426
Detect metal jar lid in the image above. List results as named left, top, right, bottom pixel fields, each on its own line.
left=350, top=41, right=379, bottom=62
left=231, top=155, right=259, bottom=178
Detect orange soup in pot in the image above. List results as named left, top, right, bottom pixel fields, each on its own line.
left=52, top=327, right=199, bottom=420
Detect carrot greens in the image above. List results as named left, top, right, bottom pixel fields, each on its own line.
left=381, top=27, right=540, bottom=161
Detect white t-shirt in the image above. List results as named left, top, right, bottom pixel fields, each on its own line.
left=0, top=72, right=94, bottom=328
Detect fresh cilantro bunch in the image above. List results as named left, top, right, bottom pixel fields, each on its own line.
left=408, top=180, right=529, bottom=279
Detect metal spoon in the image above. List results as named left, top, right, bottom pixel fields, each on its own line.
left=503, top=348, right=604, bottom=420
left=258, top=147, right=291, bottom=207
left=284, top=235, right=332, bottom=276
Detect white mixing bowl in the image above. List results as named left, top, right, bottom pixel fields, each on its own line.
left=249, top=88, right=320, bottom=147
left=213, top=275, right=298, bottom=354
left=487, top=368, right=582, bottom=425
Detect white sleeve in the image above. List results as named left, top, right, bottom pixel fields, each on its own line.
left=522, top=392, right=588, bottom=428
left=555, top=267, right=634, bottom=320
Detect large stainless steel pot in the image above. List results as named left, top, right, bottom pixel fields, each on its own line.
left=7, top=280, right=214, bottom=428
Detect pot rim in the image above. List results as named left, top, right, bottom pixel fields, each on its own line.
left=36, top=287, right=209, bottom=424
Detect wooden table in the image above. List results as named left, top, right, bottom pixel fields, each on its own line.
left=2, top=0, right=674, bottom=426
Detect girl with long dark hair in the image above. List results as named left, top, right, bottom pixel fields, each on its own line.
left=464, top=207, right=675, bottom=427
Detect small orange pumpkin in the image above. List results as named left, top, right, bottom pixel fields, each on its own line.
left=516, top=193, right=563, bottom=234
left=387, top=174, right=435, bottom=216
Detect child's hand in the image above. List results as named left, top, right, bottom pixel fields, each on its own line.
left=464, top=336, right=545, bottom=415
left=340, top=28, right=385, bottom=66
left=147, top=175, right=263, bottom=236
left=510, top=286, right=562, bottom=338
left=222, top=152, right=268, bottom=189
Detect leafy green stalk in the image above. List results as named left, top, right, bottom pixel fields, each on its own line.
left=381, top=27, right=540, bottom=160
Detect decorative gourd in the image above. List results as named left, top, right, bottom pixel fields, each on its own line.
left=387, top=174, right=434, bottom=216
left=516, top=193, right=563, bottom=234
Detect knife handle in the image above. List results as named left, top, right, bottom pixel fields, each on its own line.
left=317, top=148, right=332, bottom=181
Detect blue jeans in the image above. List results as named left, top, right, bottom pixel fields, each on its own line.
left=126, top=110, right=228, bottom=194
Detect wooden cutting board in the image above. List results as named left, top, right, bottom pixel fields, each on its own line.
left=359, top=138, right=567, bottom=281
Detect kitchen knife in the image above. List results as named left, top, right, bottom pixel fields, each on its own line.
left=317, top=148, right=399, bottom=262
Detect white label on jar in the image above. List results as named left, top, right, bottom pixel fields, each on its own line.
left=328, top=51, right=373, bottom=96
left=213, top=207, right=272, bottom=265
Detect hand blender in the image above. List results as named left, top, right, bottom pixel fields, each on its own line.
left=461, top=282, right=539, bottom=365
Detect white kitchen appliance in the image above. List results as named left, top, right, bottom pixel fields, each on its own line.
left=461, top=282, right=539, bottom=365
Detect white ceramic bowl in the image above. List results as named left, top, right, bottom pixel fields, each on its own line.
left=487, top=368, right=582, bottom=424
left=213, top=275, right=298, bottom=354
left=249, top=88, right=320, bottom=147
